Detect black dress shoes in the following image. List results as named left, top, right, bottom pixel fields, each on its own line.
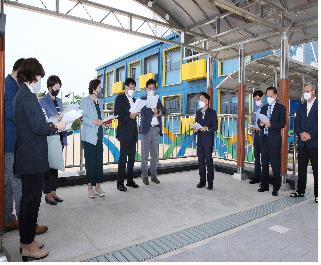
left=117, top=184, right=127, bottom=192
left=272, top=190, right=278, bottom=196
left=126, top=181, right=139, bottom=188
left=257, top=186, right=269, bottom=192
left=143, top=178, right=149, bottom=185
left=249, top=179, right=260, bottom=184
left=45, top=196, right=57, bottom=205
left=151, top=177, right=160, bottom=184
left=207, top=185, right=213, bottom=190
left=196, top=182, right=206, bottom=188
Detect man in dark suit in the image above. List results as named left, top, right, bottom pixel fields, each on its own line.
left=114, top=78, right=139, bottom=192
left=249, top=90, right=265, bottom=185
left=194, top=92, right=218, bottom=190
left=291, top=81, right=318, bottom=203
left=258, top=86, right=286, bottom=196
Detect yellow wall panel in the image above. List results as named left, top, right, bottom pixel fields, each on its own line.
left=112, top=81, right=123, bottom=94
left=139, top=73, right=155, bottom=89
left=182, top=59, right=207, bottom=81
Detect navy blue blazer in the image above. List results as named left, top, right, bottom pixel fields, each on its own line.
left=140, top=95, right=165, bottom=136
left=258, top=102, right=286, bottom=147
left=294, top=100, right=318, bottom=149
left=5, top=74, right=19, bottom=153
left=114, top=93, right=138, bottom=142
left=195, top=108, right=218, bottom=145
left=14, top=83, right=58, bottom=175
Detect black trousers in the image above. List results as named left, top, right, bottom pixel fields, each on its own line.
left=43, top=168, right=58, bottom=194
left=297, top=146, right=318, bottom=197
left=19, top=173, right=44, bottom=244
left=261, top=136, right=281, bottom=191
left=253, top=132, right=262, bottom=181
left=83, top=140, right=103, bottom=186
left=118, top=139, right=136, bottom=185
left=197, top=141, right=214, bottom=185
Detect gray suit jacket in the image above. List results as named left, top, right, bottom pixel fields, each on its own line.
left=80, top=96, right=104, bottom=145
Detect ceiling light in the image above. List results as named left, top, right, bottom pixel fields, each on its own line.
left=148, top=1, right=154, bottom=7
left=165, top=13, right=170, bottom=21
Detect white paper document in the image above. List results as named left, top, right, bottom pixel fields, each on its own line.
left=130, top=98, right=146, bottom=113
left=192, top=122, right=203, bottom=131
left=146, top=95, right=159, bottom=109
left=61, top=109, right=83, bottom=124
left=256, top=113, right=269, bottom=124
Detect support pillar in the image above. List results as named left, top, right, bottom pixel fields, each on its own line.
left=234, top=44, right=246, bottom=180
left=0, top=0, right=6, bottom=260
left=279, top=32, right=289, bottom=182
left=207, top=54, right=214, bottom=108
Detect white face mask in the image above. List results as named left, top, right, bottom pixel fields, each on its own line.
left=32, top=79, right=42, bottom=94
left=127, top=89, right=134, bottom=97
left=267, top=96, right=275, bottom=105
left=198, top=100, right=206, bottom=109
left=147, top=90, right=154, bottom=97
left=255, top=100, right=262, bottom=107
left=303, top=92, right=312, bottom=101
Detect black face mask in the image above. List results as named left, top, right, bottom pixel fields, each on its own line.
left=50, top=89, right=60, bottom=97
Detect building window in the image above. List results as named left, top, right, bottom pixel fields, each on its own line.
left=105, top=103, right=114, bottom=113
left=144, top=54, right=158, bottom=74
left=106, top=71, right=114, bottom=97
left=116, top=66, right=125, bottom=82
left=165, top=47, right=181, bottom=85
left=129, top=61, right=141, bottom=90
left=220, top=91, right=249, bottom=114
left=187, top=93, right=201, bottom=114
left=163, top=95, right=181, bottom=114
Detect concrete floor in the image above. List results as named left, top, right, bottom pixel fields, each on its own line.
left=2, top=169, right=313, bottom=262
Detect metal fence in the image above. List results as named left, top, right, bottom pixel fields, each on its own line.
left=62, top=113, right=297, bottom=173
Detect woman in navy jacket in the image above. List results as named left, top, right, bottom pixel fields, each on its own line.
left=14, top=58, right=65, bottom=261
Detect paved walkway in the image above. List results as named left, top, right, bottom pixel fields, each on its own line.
left=2, top=169, right=316, bottom=262
left=155, top=199, right=318, bottom=262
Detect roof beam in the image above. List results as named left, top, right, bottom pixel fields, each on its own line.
left=210, top=0, right=282, bottom=32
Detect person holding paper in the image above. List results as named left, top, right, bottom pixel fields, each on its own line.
left=194, top=92, right=218, bottom=190
left=114, top=78, right=139, bottom=192
left=258, top=86, right=285, bottom=197
left=80, top=79, right=105, bottom=199
left=140, top=79, right=165, bottom=185
left=291, top=81, right=318, bottom=203
left=39, top=75, right=65, bottom=205
left=14, top=58, right=66, bottom=261
left=249, top=90, right=265, bottom=185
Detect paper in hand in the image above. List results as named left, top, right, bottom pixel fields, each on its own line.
left=130, top=98, right=146, bottom=113
left=256, top=113, right=269, bottom=124
left=146, top=95, right=159, bottom=109
left=193, top=122, right=203, bottom=131
left=61, top=109, right=83, bottom=124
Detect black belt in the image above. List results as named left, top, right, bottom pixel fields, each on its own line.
left=151, top=125, right=159, bottom=128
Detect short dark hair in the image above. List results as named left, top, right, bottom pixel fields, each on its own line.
left=253, top=90, right=263, bottom=98
left=146, top=78, right=156, bottom=88
left=12, top=58, right=25, bottom=72
left=266, top=86, right=277, bottom=95
left=88, top=79, right=101, bottom=95
left=47, top=75, right=62, bottom=89
left=125, top=78, right=136, bottom=87
left=17, top=58, right=45, bottom=84
left=200, top=92, right=210, bottom=101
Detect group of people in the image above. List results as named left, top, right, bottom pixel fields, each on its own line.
left=249, top=84, right=318, bottom=202
left=3, top=57, right=318, bottom=261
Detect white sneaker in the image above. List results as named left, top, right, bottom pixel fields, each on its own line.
left=88, top=190, right=95, bottom=199
left=95, top=187, right=106, bottom=197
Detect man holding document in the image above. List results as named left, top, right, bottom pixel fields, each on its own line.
left=194, top=92, right=217, bottom=190
left=257, top=86, right=285, bottom=196
left=140, top=79, right=165, bottom=185
left=114, top=78, right=139, bottom=191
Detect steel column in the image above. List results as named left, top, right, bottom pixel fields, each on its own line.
left=237, top=45, right=245, bottom=173
left=207, top=54, right=214, bottom=108
left=0, top=0, right=5, bottom=255
left=279, top=32, right=289, bottom=178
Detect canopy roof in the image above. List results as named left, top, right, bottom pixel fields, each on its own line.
left=216, top=54, right=318, bottom=98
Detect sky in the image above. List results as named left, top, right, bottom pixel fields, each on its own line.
left=5, top=0, right=156, bottom=97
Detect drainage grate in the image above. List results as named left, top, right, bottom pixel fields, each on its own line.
left=85, top=193, right=312, bottom=262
